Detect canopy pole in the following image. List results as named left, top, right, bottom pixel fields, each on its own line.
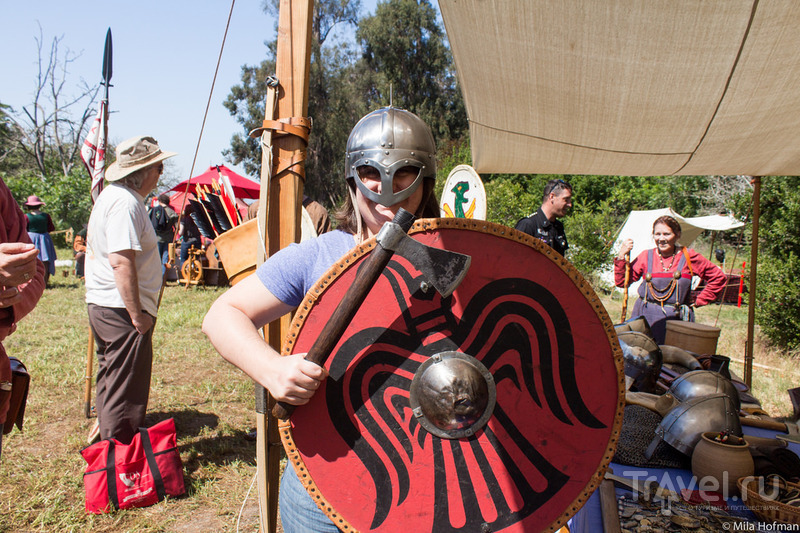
left=254, top=0, right=314, bottom=531
left=744, top=176, right=761, bottom=388
left=709, top=231, right=716, bottom=263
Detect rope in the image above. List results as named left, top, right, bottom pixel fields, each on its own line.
left=160, top=0, right=236, bottom=295
left=178, top=0, right=237, bottom=225
left=255, top=77, right=280, bottom=261
left=236, top=470, right=258, bottom=533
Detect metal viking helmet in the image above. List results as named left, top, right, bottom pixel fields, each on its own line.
left=646, top=393, right=742, bottom=458
left=345, top=107, right=436, bottom=207
left=617, top=330, right=662, bottom=394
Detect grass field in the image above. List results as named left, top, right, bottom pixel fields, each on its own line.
left=0, top=257, right=797, bottom=531
left=0, top=266, right=265, bottom=532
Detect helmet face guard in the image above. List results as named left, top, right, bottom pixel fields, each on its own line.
left=346, top=107, right=436, bottom=207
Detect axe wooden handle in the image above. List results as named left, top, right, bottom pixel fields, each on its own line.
left=598, top=478, right=621, bottom=533
left=272, top=209, right=416, bottom=420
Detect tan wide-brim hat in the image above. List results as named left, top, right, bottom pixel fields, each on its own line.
left=106, top=135, right=177, bottom=182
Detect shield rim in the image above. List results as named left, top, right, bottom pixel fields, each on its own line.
left=278, top=217, right=625, bottom=533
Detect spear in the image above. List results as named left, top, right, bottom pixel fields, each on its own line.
left=84, top=28, right=113, bottom=420
left=102, top=28, right=113, bottom=104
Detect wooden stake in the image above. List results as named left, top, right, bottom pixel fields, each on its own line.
left=744, top=176, right=761, bottom=388
left=255, top=0, right=314, bottom=530
left=84, top=328, right=94, bottom=419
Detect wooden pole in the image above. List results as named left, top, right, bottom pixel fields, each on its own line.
left=255, top=0, right=314, bottom=530
left=84, top=37, right=112, bottom=419
left=744, top=176, right=761, bottom=387
left=83, top=328, right=94, bottom=418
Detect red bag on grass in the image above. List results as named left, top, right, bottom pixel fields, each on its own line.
left=81, top=418, right=185, bottom=513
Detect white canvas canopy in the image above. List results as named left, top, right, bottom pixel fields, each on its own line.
left=438, top=0, right=800, bottom=177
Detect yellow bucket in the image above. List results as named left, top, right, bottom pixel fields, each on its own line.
left=213, top=219, right=259, bottom=285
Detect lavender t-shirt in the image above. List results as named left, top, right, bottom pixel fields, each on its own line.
left=256, top=230, right=356, bottom=307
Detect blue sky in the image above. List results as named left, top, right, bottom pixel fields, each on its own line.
left=1, top=1, right=377, bottom=187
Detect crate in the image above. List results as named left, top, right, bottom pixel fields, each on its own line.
left=664, top=321, right=720, bottom=355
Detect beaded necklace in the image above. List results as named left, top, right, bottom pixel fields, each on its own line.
left=658, top=252, right=676, bottom=272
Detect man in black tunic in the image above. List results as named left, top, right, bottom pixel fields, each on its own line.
left=515, top=179, right=573, bottom=257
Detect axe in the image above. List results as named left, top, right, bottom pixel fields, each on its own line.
left=272, top=209, right=472, bottom=419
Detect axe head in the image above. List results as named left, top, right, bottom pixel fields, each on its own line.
left=376, top=222, right=471, bottom=298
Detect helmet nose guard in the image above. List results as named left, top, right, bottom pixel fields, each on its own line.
left=346, top=107, right=436, bottom=207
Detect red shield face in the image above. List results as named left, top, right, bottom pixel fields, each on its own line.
left=280, top=219, right=624, bottom=532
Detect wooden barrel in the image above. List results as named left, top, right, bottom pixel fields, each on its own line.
left=213, top=219, right=259, bottom=285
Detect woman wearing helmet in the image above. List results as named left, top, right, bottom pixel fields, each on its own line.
left=203, top=107, right=439, bottom=532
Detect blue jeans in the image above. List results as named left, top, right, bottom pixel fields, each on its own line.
left=279, top=466, right=341, bottom=533
left=157, top=242, right=170, bottom=274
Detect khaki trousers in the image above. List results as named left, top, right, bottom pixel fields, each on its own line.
left=87, top=304, right=154, bottom=444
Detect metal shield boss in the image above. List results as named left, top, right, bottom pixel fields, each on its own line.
left=279, top=219, right=624, bottom=532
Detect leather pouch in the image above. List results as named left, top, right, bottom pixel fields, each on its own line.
left=3, top=357, right=30, bottom=435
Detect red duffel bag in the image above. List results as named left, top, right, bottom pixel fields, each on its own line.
left=81, top=418, right=185, bottom=513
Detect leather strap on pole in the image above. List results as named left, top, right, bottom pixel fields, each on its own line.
left=249, top=117, right=311, bottom=178
left=250, top=117, right=311, bottom=141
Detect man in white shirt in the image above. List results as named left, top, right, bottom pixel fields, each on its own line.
left=85, top=136, right=176, bottom=443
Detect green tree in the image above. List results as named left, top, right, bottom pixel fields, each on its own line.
left=356, top=0, right=466, bottom=142
left=0, top=102, right=20, bottom=167
left=752, top=177, right=800, bottom=350
left=758, top=253, right=800, bottom=350
left=5, top=168, right=93, bottom=244
left=223, top=0, right=364, bottom=206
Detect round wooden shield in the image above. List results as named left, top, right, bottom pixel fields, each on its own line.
left=439, top=165, right=487, bottom=220
left=280, top=218, right=624, bottom=533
